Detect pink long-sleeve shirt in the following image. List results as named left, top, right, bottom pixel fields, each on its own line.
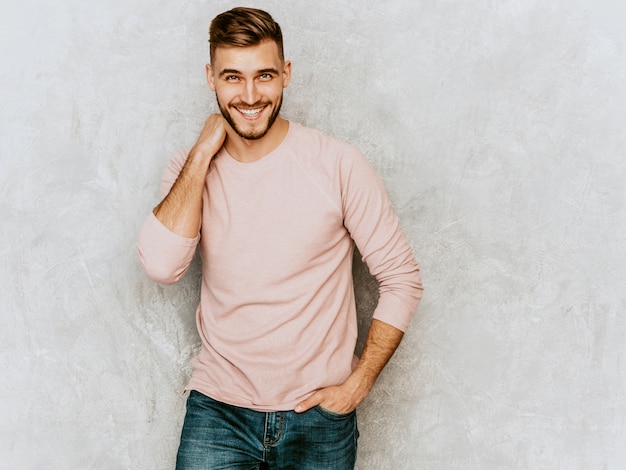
left=137, top=122, right=422, bottom=411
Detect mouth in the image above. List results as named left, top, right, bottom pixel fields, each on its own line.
left=235, top=105, right=267, bottom=120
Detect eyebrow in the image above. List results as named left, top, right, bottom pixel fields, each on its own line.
left=218, top=68, right=280, bottom=77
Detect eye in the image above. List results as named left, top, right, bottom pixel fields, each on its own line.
left=225, top=75, right=239, bottom=82
left=259, top=73, right=273, bottom=81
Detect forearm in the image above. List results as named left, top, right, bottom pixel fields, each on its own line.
left=343, top=318, right=404, bottom=405
left=152, top=115, right=226, bottom=237
left=294, top=318, right=404, bottom=413
left=153, top=150, right=211, bottom=238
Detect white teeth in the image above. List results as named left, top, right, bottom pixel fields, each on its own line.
left=238, top=107, right=263, bottom=116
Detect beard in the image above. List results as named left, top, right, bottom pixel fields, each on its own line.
left=216, top=93, right=283, bottom=141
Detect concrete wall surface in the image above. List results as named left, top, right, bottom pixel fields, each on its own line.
left=1, top=0, right=625, bottom=468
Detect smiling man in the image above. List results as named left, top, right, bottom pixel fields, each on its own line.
left=137, top=7, right=422, bottom=470
left=212, top=44, right=287, bottom=142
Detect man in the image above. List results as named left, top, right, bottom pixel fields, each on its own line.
left=138, top=7, right=422, bottom=470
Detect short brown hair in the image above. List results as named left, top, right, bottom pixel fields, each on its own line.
left=209, top=7, right=284, bottom=62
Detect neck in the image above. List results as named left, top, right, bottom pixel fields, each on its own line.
left=224, top=117, right=289, bottom=163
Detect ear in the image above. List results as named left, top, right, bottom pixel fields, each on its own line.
left=206, top=63, right=216, bottom=91
left=282, top=60, right=292, bottom=88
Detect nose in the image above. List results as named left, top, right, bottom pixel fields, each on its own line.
left=241, top=80, right=260, bottom=105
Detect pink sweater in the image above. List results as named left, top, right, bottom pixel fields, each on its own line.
left=137, top=122, right=422, bottom=411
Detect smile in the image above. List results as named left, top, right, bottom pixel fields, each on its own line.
left=236, top=106, right=266, bottom=118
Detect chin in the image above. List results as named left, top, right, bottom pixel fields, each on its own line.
left=234, top=124, right=269, bottom=140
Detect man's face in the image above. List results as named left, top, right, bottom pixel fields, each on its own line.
left=207, top=40, right=291, bottom=141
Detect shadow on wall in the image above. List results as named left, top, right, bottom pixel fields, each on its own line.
left=352, top=247, right=379, bottom=357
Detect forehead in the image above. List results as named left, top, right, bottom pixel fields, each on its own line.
left=212, top=40, right=283, bottom=71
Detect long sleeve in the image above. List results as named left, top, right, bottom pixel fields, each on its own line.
left=136, top=122, right=421, bottom=410
left=137, top=149, right=200, bottom=284
left=340, top=149, right=423, bottom=332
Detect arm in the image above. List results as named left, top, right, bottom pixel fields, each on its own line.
left=295, top=319, right=404, bottom=413
left=295, top=147, right=422, bottom=414
left=153, top=114, right=226, bottom=237
left=137, top=115, right=226, bottom=283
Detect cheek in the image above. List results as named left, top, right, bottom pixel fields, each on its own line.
left=265, top=84, right=285, bottom=99
left=214, top=87, right=235, bottom=103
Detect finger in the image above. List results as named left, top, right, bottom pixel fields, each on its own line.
left=294, top=392, right=324, bottom=413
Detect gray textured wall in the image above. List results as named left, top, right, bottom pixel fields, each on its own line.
left=2, top=0, right=625, bottom=468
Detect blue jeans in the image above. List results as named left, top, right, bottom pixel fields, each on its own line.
left=176, top=390, right=359, bottom=470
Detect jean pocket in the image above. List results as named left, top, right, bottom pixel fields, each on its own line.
left=314, top=405, right=356, bottom=420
